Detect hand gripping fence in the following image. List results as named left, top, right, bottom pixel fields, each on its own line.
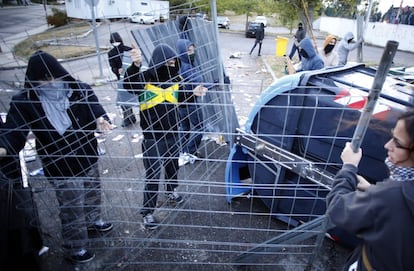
left=233, top=40, right=399, bottom=269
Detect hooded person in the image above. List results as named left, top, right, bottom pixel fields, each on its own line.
left=319, top=34, right=339, bottom=67
left=337, top=32, right=362, bottom=66
left=123, top=44, right=186, bottom=230
left=288, top=22, right=306, bottom=61
left=249, top=22, right=265, bottom=56
left=175, top=38, right=208, bottom=166
left=296, top=38, right=324, bottom=72
left=108, top=32, right=137, bottom=128
left=0, top=50, right=113, bottom=264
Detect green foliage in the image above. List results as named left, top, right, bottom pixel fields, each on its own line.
left=46, top=7, right=68, bottom=27
left=272, top=0, right=323, bottom=32
left=322, top=0, right=360, bottom=18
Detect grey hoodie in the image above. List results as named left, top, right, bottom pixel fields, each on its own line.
left=337, top=32, right=361, bottom=66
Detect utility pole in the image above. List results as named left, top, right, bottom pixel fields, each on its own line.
left=85, top=0, right=104, bottom=81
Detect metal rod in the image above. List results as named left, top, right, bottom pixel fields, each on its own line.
left=351, top=40, right=399, bottom=151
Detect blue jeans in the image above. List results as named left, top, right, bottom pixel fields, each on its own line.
left=289, top=42, right=302, bottom=61
left=178, top=103, right=203, bottom=155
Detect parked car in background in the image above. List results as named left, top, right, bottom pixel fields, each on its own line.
left=195, top=12, right=208, bottom=20
left=217, top=16, right=230, bottom=29
left=245, top=22, right=262, bottom=38
left=255, top=15, right=267, bottom=27
left=129, top=11, right=156, bottom=24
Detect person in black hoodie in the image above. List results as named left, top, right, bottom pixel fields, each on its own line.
left=249, top=22, right=265, bottom=56
left=326, top=110, right=414, bottom=271
left=124, top=43, right=199, bottom=230
left=0, top=51, right=113, bottom=264
left=108, top=32, right=137, bottom=127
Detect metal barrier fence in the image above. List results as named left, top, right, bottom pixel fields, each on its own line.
left=0, top=1, right=408, bottom=270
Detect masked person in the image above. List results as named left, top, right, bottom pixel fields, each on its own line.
left=175, top=38, right=207, bottom=166
left=249, top=22, right=265, bottom=56
left=288, top=22, right=306, bottom=61
left=295, top=38, right=324, bottom=72
left=108, top=32, right=137, bottom=127
left=124, top=44, right=197, bottom=230
left=326, top=111, right=414, bottom=271
left=0, top=51, right=113, bottom=264
left=319, top=34, right=339, bottom=67
left=337, top=32, right=362, bottom=66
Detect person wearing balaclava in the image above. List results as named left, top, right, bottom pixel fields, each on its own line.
left=319, top=34, right=339, bottom=67
left=0, top=51, right=113, bottom=264
left=125, top=44, right=195, bottom=230
left=108, top=32, right=137, bottom=127
left=249, top=22, right=265, bottom=56
left=175, top=38, right=208, bottom=166
left=288, top=22, right=306, bottom=61
left=296, top=38, right=324, bottom=72
left=337, top=32, right=362, bottom=66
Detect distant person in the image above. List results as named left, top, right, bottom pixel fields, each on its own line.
left=399, top=6, right=411, bottom=24
left=178, top=15, right=191, bottom=40
left=249, top=22, right=265, bottom=56
left=108, top=32, right=136, bottom=127
left=337, top=32, right=362, bottom=66
left=176, top=38, right=207, bottom=166
left=0, top=51, right=113, bottom=264
left=326, top=110, right=414, bottom=271
left=319, top=34, right=339, bottom=67
left=124, top=44, right=191, bottom=230
left=295, top=38, right=324, bottom=72
left=288, top=22, right=306, bottom=61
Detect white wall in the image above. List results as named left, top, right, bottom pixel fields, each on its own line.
left=317, top=16, right=414, bottom=53
left=65, top=0, right=168, bottom=20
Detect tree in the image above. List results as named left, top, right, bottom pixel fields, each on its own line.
left=273, top=0, right=323, bottom=33
left=323, top=0, right=360, bottom=18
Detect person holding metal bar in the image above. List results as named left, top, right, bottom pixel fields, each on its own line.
left=326, top=110, right=414, bottom=271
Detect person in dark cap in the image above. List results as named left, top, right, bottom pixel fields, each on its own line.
left=0, top=50, right=113, bottom=264
left=108, top=32, right=137, bottom=128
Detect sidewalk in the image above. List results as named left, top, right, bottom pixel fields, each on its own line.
left=0, top=23, right=51, bottom=70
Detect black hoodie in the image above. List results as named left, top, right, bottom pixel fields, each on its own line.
left=124, top=44, right=183, bottom=140
left=0, top=51, right=107, bottom=177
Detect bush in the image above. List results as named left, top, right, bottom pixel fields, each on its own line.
left=47, top=7, right=68, bottom=27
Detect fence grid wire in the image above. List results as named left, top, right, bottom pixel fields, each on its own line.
left=1, top=1, right=410, bottom=270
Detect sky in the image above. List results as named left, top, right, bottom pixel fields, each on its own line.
left=377, top=0, right=414, bottom=14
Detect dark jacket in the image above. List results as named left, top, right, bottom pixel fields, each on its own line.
left=326, top=164, right=414, bottom=271
left=176, top=38, right=202, bottom=104
left=108, top=33, right=132, bottom=79
left=294, top=25, right=306, bottom=43
left=124, top=44, right=183, bottom=140
left=297, top=38, right=324, bottom=72
left=255, top=23, right=265, bottom=41
left=0, top=51, right=107, bottom=177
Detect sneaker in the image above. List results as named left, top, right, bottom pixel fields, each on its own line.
left=178, top=152, right=197, bottom=167
left=168, top=189, right=185, bottom=204
left=143, top=214, right=159, bottom=230
left=87, top=221, right=113, bottom=232
left=67, top=248, right=95, bottom=264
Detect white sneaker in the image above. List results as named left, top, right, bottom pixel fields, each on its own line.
left=178, top=152, right=197, bottom=167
